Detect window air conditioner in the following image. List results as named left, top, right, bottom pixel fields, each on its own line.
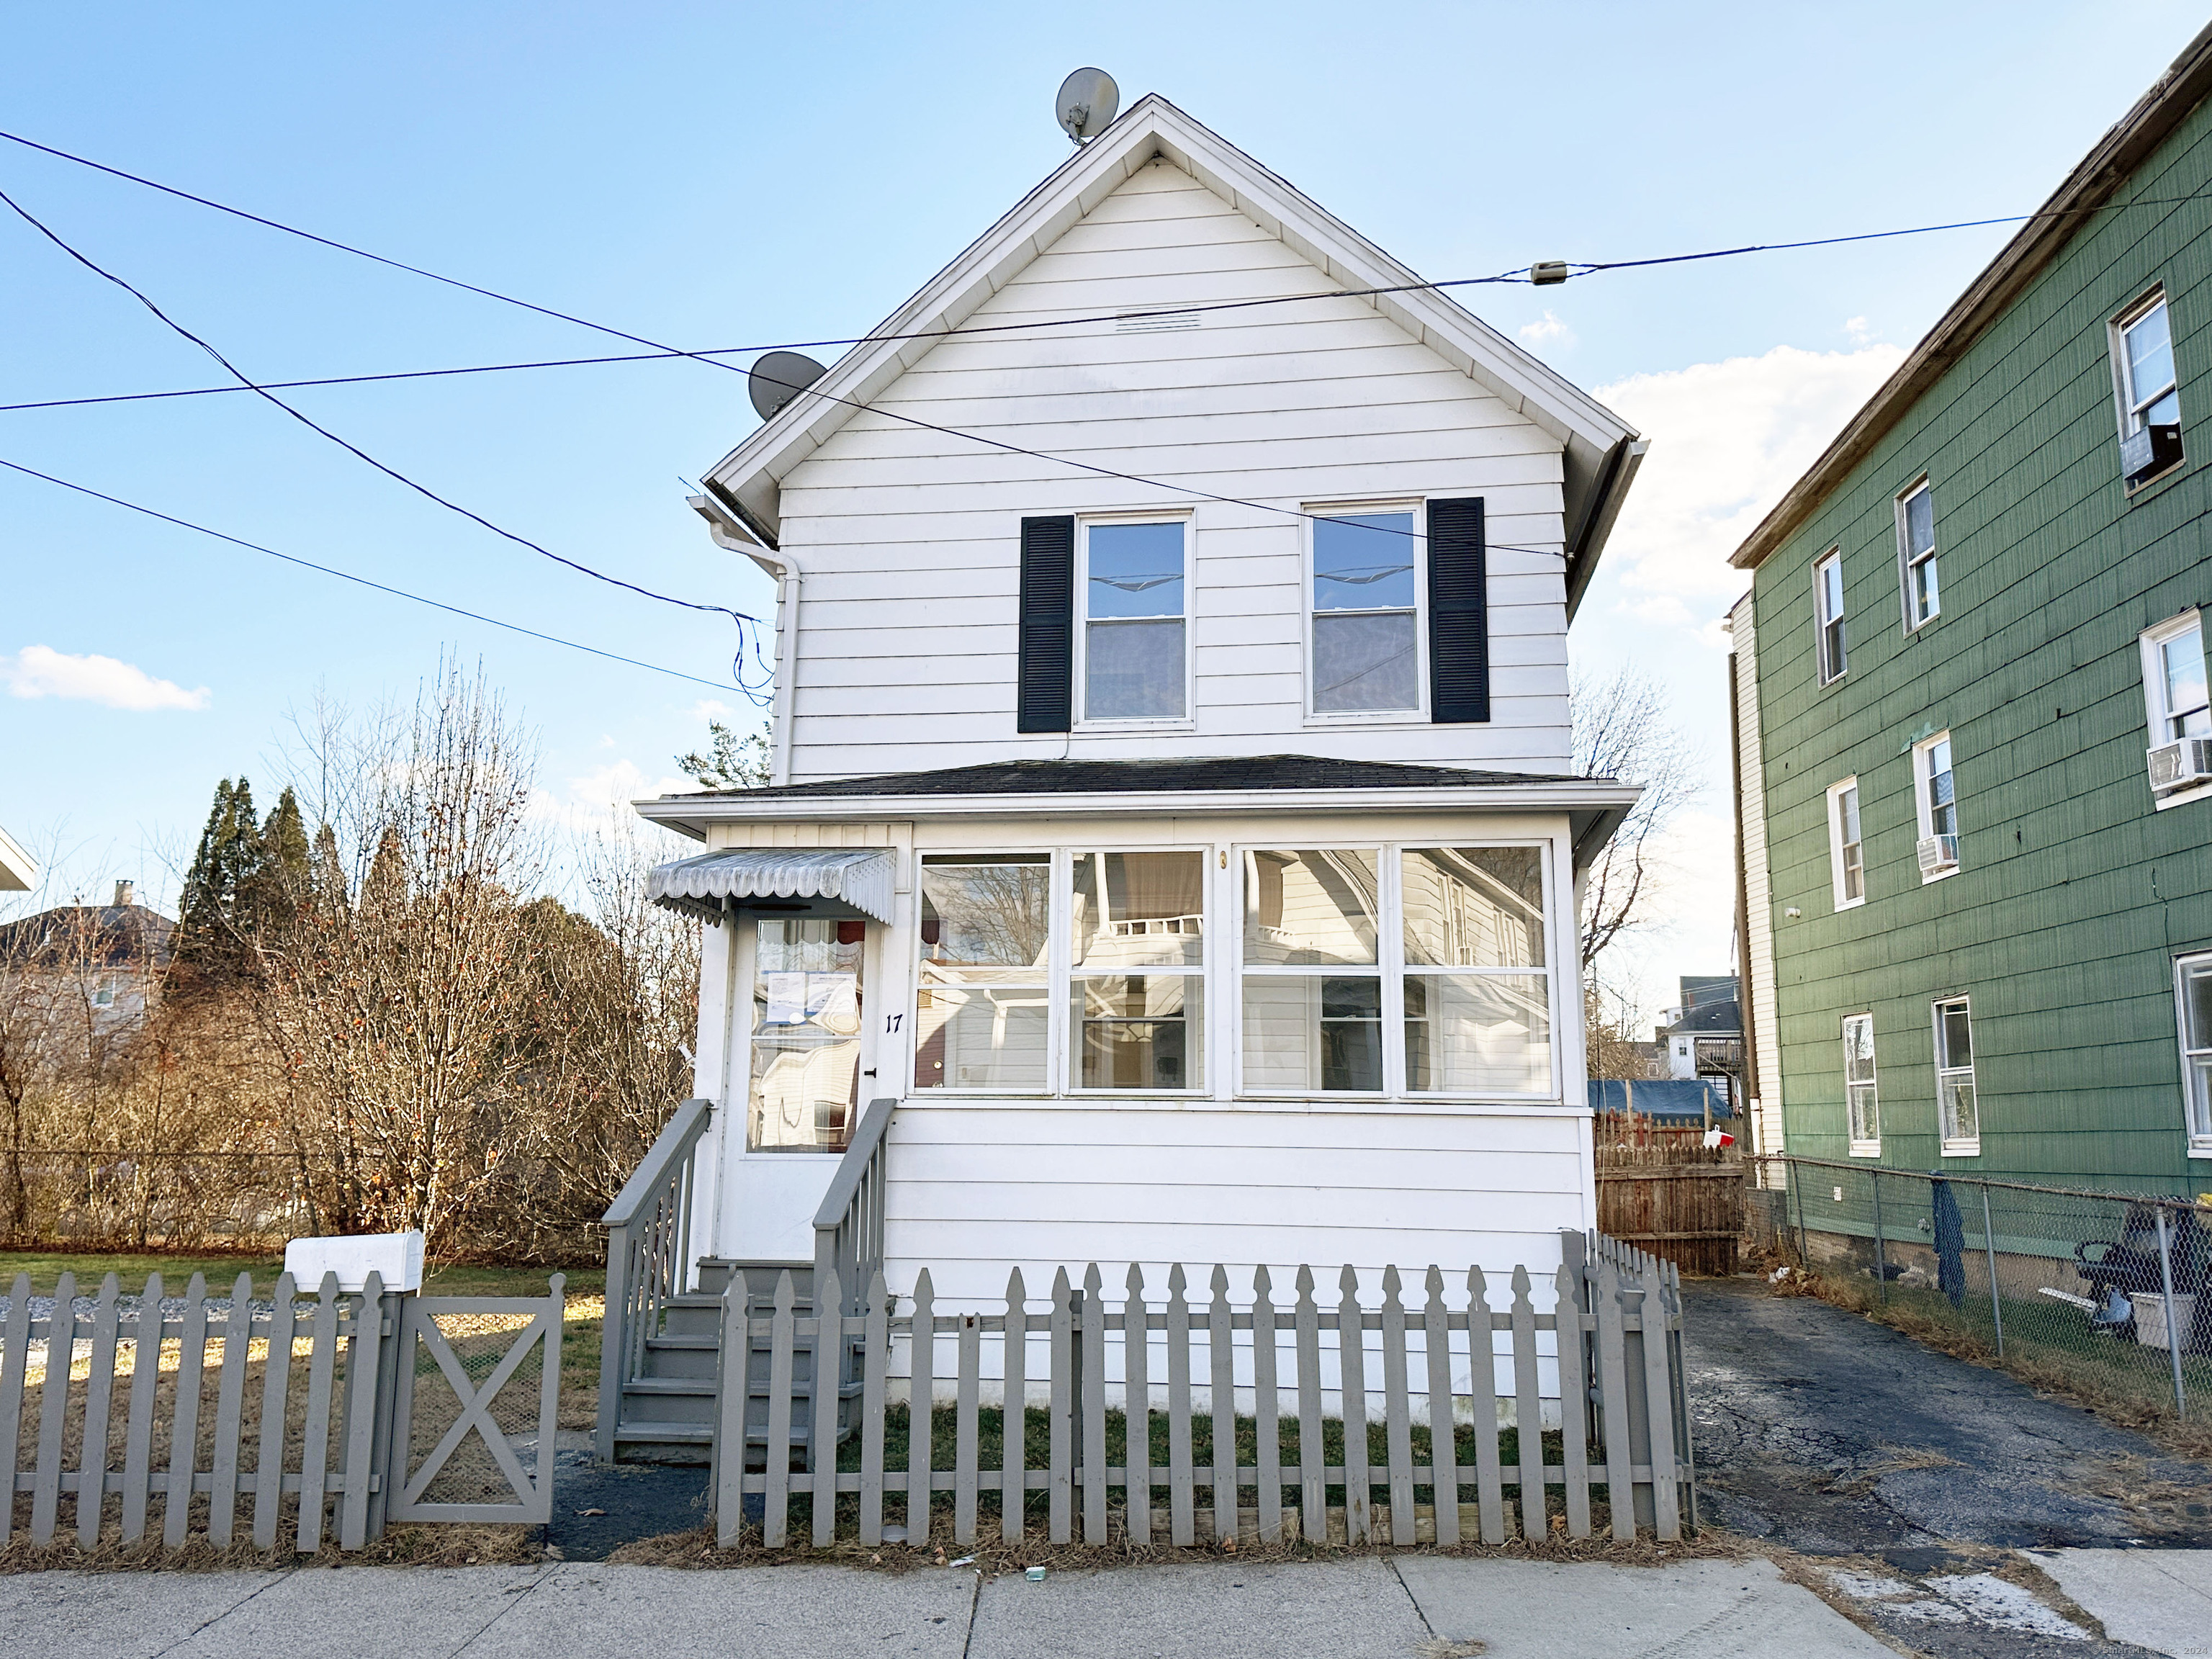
left=1915, top=833, right=1959, bottom=876
left=2148, top=737, right=2212, bottom=791
left=2122, top=422, right=2185, bottom=485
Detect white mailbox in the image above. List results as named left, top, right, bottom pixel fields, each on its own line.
left=283, top=1230, right=425, bottom=1294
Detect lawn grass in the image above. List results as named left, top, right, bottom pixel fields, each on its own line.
left=0, top=1250, right=605, bottom=1431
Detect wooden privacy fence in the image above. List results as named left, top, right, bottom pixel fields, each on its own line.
left=1, top=1269, right=564, bottom=1552
left=713, top=1231, right=1691, bottom=1550
left=1595, top=1141, right=1744, bottom=1276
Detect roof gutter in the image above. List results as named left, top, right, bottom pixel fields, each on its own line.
left=1563, top=436, right=1649, bottom=621
left=1730, top=20, right=2212, bottom=572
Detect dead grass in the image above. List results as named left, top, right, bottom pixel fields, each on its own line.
left=0, top=1522, right=541, bottom=1575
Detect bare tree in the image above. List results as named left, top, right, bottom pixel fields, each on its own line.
left=260, top=661, right=547, bottom=1252
left=1573, top=665, right=1702, bottom=972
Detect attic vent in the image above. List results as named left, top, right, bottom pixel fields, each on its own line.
left=1115, top=308, right=1202, bottom=334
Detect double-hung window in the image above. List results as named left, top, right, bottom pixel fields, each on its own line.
left=915, top=855, right=1052, bottom=1090
left=1914, top=732, right=1959, bottom=877
left=2142, top=612, right=2211, bottom=804
left=2116, top=290, right=2185, bottom=487
left=1897, top=479, right=1938, bottom=628
left=1933, top=996, right=1978, bottom=1154
left=1069, top=851, right=1205, bottom=1091
left=1240, top=845, right=1552, bottom=1096
left=1826, top=778, right=1866, bottom=908
left=1311, top=510, right=1420, bottom=714
left=2175, top=953, right=2212, bottom=1153
left=1081, top=520, right=1187, bottom=721
left=1842, top=1013, right=1879, bottom=1155
left=1814, top=550, right=1846, bottom=684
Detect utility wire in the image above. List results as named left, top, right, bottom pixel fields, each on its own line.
left=0, top=183, right=775, bottom=701
left=0, top=454, right=737, bottom=691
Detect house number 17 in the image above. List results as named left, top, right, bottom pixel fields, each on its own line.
left=884, top=1013, right=903, bottom=1033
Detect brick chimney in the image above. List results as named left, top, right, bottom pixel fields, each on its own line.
left=113, top=880, right=135, bottom=909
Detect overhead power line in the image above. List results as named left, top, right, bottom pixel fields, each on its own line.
left=0, top=182, right=775, bottom=703
left=0, top=454, right=738, bottom=691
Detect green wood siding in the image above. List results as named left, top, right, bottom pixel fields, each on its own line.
left=1751, top=93, right=2212, bottom=1193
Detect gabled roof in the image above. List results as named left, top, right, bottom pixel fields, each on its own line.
left=702, top=94, right=1644, bottom=613
left=1730, top=22, right=2212, bottom=572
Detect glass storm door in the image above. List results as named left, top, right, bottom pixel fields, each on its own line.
left=747, top=918, right=865, bottom=1154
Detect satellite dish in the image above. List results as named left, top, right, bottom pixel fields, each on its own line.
left=748, top=351, right=827, bottom=422
left=1056, top=68, right=1120, bottom=145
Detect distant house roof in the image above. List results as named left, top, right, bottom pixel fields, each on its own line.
left=1668, top=999, right=1742, bottom=1037
left=0, top=902, right=174, bottom=971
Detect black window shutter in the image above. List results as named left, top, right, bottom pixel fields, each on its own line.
left=1017, top=515, right=1076, bottom=733
left=1426, top=496, right=1489, bottom=723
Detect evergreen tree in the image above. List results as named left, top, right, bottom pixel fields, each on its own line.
left=246, top=787, right=312, bottom=938
left=175, top=776, right=263, bottom=980
left=675, top=721, right=769, bottom=789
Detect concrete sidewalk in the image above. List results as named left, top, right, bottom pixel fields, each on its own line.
left=0, top=1555, right=1891, bottom=1659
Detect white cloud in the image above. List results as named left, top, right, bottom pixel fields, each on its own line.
left=1843, top=315, right=1876, bottom=346
left=1593, top=806, right=1743, bottom=1021
left=1593, top=342, right=1907, bottom=613
left=531, top=756, right=698, bottom=837
left=1518, top=310, right=1574, bottom=348
left=1, top=645, right=209, bottom=711
left=688, top=699, right=737, bottom=722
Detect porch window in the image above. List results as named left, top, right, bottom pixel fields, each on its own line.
left=1401, top=847, right=1551, bottom=1093
left=1241, top=850, right=1383, bottom=1091
left=1241, top=845, right=1553, bottom=1097
left=915, top=855, right=1052, bottom=1091
left=1311, top=511, right=1420, bottom=713
left=1081, top=520, right=1187, bottom=721
left=749, top=919, right=864, bottom=1153
left=1069, top=850, right=1205, bottom=1090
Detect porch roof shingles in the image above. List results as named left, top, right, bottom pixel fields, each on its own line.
left=676, top=754, right=1591, bottom=801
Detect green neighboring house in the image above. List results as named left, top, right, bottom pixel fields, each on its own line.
left=1731, top=25, right=2212, bottom=1196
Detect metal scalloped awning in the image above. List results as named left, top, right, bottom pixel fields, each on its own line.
left=647, top=848, right=895, bottom=924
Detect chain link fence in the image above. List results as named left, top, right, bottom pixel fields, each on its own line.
left=1747, top=1154, right=2212, bottom=1425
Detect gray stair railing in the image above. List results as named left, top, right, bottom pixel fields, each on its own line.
left=597, top=1098, right=713, bottom=1463
left=813, top=1097, right=895, bottom=1321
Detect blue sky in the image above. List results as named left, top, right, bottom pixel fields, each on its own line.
left=5, top=3, right=2206, bottom=1008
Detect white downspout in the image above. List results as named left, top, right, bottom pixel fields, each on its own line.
left=691, top=494, right=801, bottom=786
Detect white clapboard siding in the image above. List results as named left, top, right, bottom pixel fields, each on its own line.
left=773, top=157, right=1577, bottom=781
left=878, top=1102, right=1592, bottom=1307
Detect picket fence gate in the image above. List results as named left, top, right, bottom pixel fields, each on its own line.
left=714, top=1231, right=1691, bottom=1550
left=0, top=1269, right=564, bottom=1552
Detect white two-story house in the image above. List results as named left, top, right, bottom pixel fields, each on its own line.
left=630, top=96, right=1643, bottom=1362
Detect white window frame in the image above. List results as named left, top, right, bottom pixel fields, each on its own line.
left=2175, top=952, right=2212, bottom=1156
left=1825, top=777, right=1866, bottom=910
left=1842, top=1012, right=1879, bottom=1157
left=1912, top=730, right=1960, bottom=881
left=1895, top=477, right=1938, bottom=630
left=1074, top=514, right=1195, bottom=731
left=1064, top=845, right=1213, bottom=1097
left=2112, top=287, right=2185, bottom=488
left=1232, top=839, right=1562, bottom=1103
left=912, top=848, right=1061, bottom=1097
left=1933, top=995, right=1979, bottom=1156
left=1303, top=499, right=1429, bottom=724
left=1813, top=549, right=1846, bottom=685
left=2141, top=610, right=2212, bottom=810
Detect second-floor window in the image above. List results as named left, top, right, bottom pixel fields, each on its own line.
left=1915, top=732, right=1959, bottom=878
left=1843, top=1012, right=1879, bottom=1154
left=1081, top=520, right=1187, bottom=721
left=2145, top=611, right=2211, bottom=737
left=1934, top=995, right=1979, bottom=1154
left=1311, top=510, right=1420, bottom=714
left=1897, top=479, right=1938, bottom=628
left=1826, top=778, right=1865, bottom=907
left=1814, top=550, right=1846, bottom=684
left=2116, top=290, right=2185, bottom=487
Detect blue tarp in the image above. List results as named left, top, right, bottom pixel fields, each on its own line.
left=1587, top=1078, right=1733, bottom=1120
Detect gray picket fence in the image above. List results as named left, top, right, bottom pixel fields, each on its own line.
left=714, top=1231, right=1691, bottom=1550
left=1, top=1269, right=564, bottom=1552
